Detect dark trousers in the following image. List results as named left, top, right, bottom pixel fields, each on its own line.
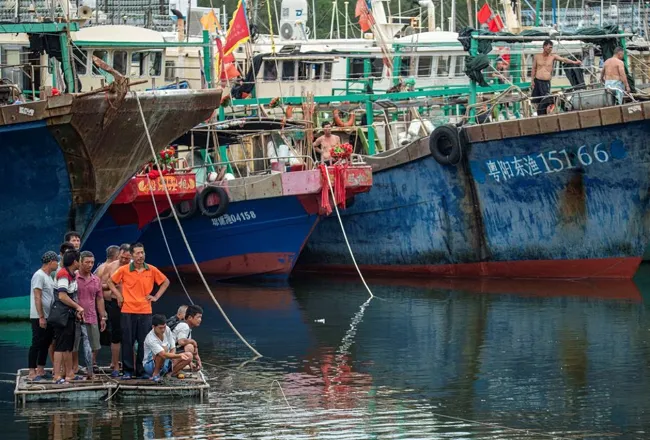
left=532, top=79, right=552, bottom=115
left=121, top=313, right=152, bottom=376
left=28, top=319, right=54, bottom=368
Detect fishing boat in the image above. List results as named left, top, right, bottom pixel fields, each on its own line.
left=0, top=22, right=221, bottom=319
left=297, top=29, right=650, bottom=279
left=137, top=118, right=373, bottom=281
left=83, top=166, right=198, bottom=260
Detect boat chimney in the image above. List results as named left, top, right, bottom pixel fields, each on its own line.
left=171, top=9, right=186, bottom=42
left=418, top=0, right=435, bottom=31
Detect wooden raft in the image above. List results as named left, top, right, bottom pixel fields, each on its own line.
left=14, top=367, right=209, bottom=405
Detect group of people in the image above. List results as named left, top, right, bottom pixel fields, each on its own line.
left=28, top=232, right=204, bottom=384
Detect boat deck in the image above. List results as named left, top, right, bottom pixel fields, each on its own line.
left=14, top=367, right=209, bottom=405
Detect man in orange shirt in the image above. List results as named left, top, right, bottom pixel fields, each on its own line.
left=107, top=243, right=170, bottom=379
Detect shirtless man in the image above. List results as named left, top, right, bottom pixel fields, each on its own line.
left=531, top=40, right=582, bottom=115
left=313, top=122, right=341, bottom=164
left=601, top=46, right=630, bottom=105
left=95, top=243, right=131, bottom=376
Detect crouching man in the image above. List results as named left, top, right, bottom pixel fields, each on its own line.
left=172, top=304, right=203, bottom=371
left=143, top=314, right=192, bottom=382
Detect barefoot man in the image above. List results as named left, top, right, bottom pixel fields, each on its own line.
left=531, top=40, right=582, bottom=115
left=95, top=243, right=131, bottom=377
left=601, top=46, right=630, bottom=105
left=313, top=121, right=341, bottom=164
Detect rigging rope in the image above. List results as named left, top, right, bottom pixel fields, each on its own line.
left=133, top=91, right=262, bottom=357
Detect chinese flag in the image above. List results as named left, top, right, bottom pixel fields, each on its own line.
left=223, top=0, right=250, bottom=56
left=488, top=14, right=504, bottom=32
left=477, top=3, right=492, bottom=24
left=215, top=37, right=224, bottom=81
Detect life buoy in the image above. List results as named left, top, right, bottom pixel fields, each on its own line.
left=175, top=193, right=198, bottom=220
left=429, top=125, right=463, bottom=165
left=197, top=185, right=230, bottom=218
left=333, top=109, right=355, bottom=127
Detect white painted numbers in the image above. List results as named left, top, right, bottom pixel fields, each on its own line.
left=211, top=211, right=257, bottom=227
left=485, top=143, right=611, bottom=183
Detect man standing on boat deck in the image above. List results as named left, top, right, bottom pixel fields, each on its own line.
left=313, top=121, right=341, bottom=164
left=108, top=243, right=170, bottom=379
left=76, top=251, right=107, bottom=379
left=531, top=40, right=582, bottom=115
left=601, top=47, right=630, bottom=105
left=97, top=244, right=132, bottom=376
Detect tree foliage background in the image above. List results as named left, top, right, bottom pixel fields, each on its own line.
left=196, top=0, right=481, bottom=38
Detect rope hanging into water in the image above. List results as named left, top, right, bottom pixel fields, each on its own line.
left=144, top=174, right=194, bottom=306
left=323, top=168, right=374, bottom=299
left=133, top=91, right=262, bottom=358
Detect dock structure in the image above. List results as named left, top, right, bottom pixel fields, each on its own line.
left=14, top=367, right=209, bottom=406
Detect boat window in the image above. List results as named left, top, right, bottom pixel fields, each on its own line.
left=417, top=56, right=432, bottom=77
left=164, top=60, right=176, bottom=81
left=91, top=50, right=108, bottom=76
left=349, top=58, right=365, bottom=79
left=436, top=56, right=450, bottom=77
left=324, top=62, right=332, bottom=80
left=113, top=50, right=127, bottom=75
left=371, top=58, right=383, bottom=78
left=454, top=56, right=466, bottom=77
left=313, top=63, right=323, bottom=80
left=149, top=52, right=162, bottom=76
left=72, top=48, right=87, bottom=75
left=263, top=60, right=277, bottom=80
left=525, top=55, right=533, bottom=78
left=298, top=61, right=309, bottom=80
left=282, top=61, right=296, bottom=80
left=399, top=56, right=411, bottom=76
left=131, top=52, right=146, bottom=76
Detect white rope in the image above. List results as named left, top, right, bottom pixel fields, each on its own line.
left=145, top=174, right=194, bottom=306
left=133, top=91, right=262, bottom=358
left=323, top=167, right=373, bottom=299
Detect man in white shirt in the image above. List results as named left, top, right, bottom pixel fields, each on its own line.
left=172, top=304, right=203, bottom=371
left=28, top=251, right=59, bottom=380
left=143, top=314, right=192, bottom=382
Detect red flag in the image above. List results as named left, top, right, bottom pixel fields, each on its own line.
left=355, top=0, right=372, bottom=32
left=488, top=14, right=504, bottom=32
left=477, top=4, right=492, bottom=24
left=223, top=0, right=250, bottom=56
left=215, top=37, right=224, bottom=82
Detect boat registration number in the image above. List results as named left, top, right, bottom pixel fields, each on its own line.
left=211, top=211, right=257, bottom=227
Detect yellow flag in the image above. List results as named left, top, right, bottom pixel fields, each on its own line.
left=200, top=10, right=220, bottom=32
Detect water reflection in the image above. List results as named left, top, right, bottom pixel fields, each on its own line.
left=4, top=269, right=650, bottom=438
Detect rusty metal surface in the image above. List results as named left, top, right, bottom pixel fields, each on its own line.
left=62, top=89, right=222, bottom=204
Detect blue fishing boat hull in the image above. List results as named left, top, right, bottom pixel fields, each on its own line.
left=83, top=213, right=148, bottom=263
left=0, top=89, right=222, bottom=319
left=139, top=195, right=319, bottom=281
left=300, top=116, right=650, bottom=279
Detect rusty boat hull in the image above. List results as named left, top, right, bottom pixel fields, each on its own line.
left=0, top=89, right=220, bottom=318
left=299, top=104, right=650, bottom=280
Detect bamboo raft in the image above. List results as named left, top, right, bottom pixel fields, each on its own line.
left=14, top=367, right=209, bottom=405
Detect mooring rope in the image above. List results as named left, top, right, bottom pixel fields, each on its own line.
left=133, top=91, right=262, bottom=358
left=144, top=174, right=194, bottom=306
left=323, top=167, right=374, bottom=299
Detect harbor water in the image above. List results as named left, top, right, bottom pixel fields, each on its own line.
left=4, top=265, right=650, bottom=439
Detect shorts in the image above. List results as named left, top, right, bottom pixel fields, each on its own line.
left=106, top=300, right=122, bottom=344
left=143, top=358, right=172, bottom=376
left=605, top=79, right=625, bottom=105
left=53, top=317, right=76, bottom=352
left=75, top=323, right=100, bottom=352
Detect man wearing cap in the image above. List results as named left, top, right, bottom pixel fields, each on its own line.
left=28, top=251, right=59, bottom=380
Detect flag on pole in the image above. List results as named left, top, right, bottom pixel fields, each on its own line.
left=355, top=0, right=373, bottom=32
left=215, top=37, right=224, bottom=82
left=477, top=4, right=492, bottom=24
left=200, top=9, right=221, bottom=33
left=488, top=14, right=504, bottom=32
left=223, top=0, right=250, bottom=56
